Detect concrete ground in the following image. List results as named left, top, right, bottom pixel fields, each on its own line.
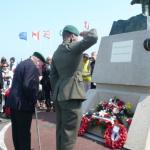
left=4, top=111, right=114, bottom=150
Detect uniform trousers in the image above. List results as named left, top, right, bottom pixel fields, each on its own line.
left=55, top=100, right=82, bottom=150
left=11, top=109, right=33, bottom=150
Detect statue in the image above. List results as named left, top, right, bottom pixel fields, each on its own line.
left=110, top=0, right=150, bottom=35
left=131, top=0, right=150, bottom=16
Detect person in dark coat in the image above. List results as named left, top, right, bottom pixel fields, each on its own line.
left=0, top=64, right=3, bottom=113
left=9, top=57, right=16, bottom=71
left=0, top=57, right=7, bottom=92
left=0, top=57, right=6, bottom=113
left=90, top=51, right=97, bottom=89
left=0, top=66, right=3, bottom=90
left=6, top=52, right=45, bottom=150
left=40, top=62, right=52, bottom=111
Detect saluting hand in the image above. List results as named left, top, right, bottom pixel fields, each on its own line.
left=80, top=31, right=88, bottom=37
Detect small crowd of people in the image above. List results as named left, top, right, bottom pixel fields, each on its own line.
left=0, top=25, right=98, bottom=150
left=0, top=55, right=55, bottom=117
left=0, top=57, right=16, bottom=117
left=37, top=56, right=55, bottom=112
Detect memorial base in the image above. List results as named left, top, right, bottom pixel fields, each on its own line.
left=82, top=86, right=150, bottom=150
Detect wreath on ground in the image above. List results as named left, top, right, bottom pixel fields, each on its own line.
left=78, top=97, right=133, bottom=149
left=104, top=123, right=127, bottom=149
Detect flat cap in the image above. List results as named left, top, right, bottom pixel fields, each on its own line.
left=33, top=52, right=46, bottom=63
left=63, top=25, right=79, bottom=36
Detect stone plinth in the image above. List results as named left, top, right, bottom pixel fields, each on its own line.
left=83, top=30, right=150, bottom=150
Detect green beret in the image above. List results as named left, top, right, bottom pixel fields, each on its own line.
left=33, top=52, right=46, bottom=63
left=63, top=25, right=79, bottom=36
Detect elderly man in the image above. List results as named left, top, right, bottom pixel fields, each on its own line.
left=6, top=52, right=45, bottom=150
left=50, top=25, right=98, bottom=150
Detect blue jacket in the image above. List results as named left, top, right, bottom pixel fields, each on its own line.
left=7, top=59, right=40, bottom=112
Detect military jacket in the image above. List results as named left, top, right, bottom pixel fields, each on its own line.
left=50, top=29, right=98, bottom=101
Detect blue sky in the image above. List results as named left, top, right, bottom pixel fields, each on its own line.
left=0, top=0, right=141, bottom=63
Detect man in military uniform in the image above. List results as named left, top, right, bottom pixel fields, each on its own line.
left=50, top=25, right=98, bottom=150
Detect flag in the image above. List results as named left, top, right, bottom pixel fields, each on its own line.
left=32, top=31, right=40, bottom=40
left=84, top=21, right=90, bottom=30
left=43, top=31, right=50, bottom=39
left=19, top=32, right=27, bottom=40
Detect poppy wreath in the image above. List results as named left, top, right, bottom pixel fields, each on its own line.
left=78, top=114, right=92, bottom=136
left=104, top=123, right=127, bottom=149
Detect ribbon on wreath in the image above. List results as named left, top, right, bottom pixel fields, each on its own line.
left=104, top=124, right=127, bottom=149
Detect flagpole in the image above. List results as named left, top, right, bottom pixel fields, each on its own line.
left=27, top=31, right=34, bottom=56
left=39, top=30, right=42, bottom=53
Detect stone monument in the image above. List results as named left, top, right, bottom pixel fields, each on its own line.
left=83, top=1, right=150, bottom=150
left=131, top=0, right=150, bottom=16
left=110, top=0, right=150, bottom=34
